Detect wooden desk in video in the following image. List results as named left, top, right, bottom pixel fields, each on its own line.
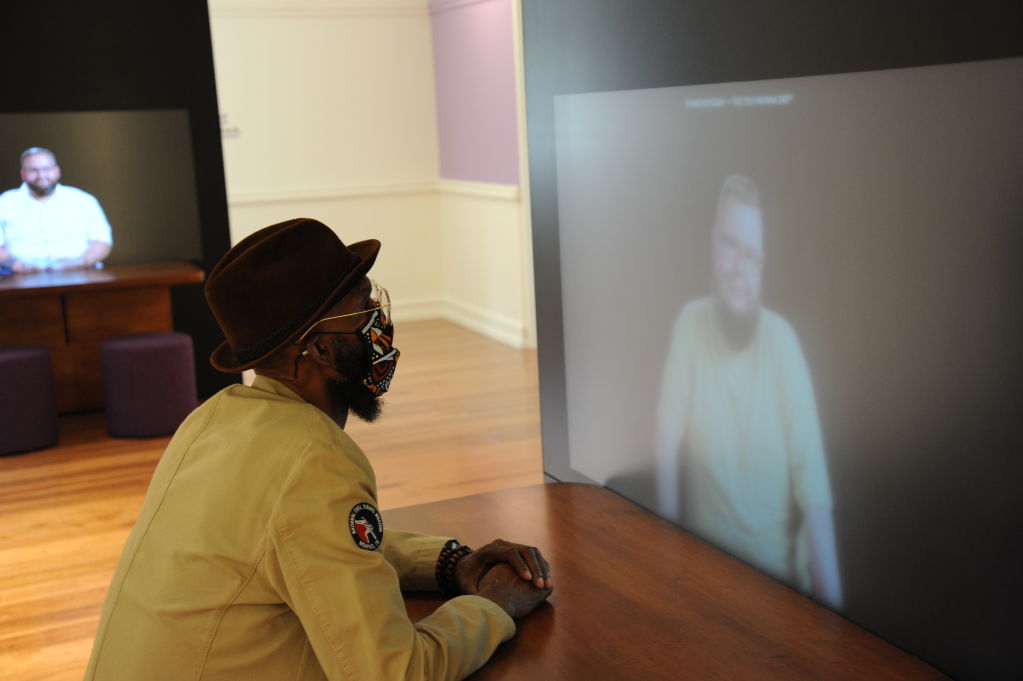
left=391, top=484, right=948, bottom=681
left=0, top=262, right=204, bottom=413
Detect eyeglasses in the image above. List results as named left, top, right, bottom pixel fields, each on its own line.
left=716, top=230, right=765, bottom=270
left=294, top=279, right=391, bottom=345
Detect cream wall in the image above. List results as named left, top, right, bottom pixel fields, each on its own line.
left=437, top=180, right=525, bottom=346
left=207, top=0, right=535, bottom=347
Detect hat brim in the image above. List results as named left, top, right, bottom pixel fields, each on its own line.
left=209, top=239, right=380, bottom=373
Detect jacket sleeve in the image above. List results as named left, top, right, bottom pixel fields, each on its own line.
left=381, top=529, right=450, bottom=592
left=264, top=445, right=515, bottom=681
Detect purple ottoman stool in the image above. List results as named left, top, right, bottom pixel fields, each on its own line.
left=101, top=332, right=198, bottom=438
left=0, top=346, right=59, bottom=455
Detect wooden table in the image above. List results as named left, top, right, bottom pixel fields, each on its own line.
left=390, top=483, right=947, bottom=681
left=0, top=262, right=204, bottom=412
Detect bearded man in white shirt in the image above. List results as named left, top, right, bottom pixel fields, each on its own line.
left=0, top=147, right=113, bottom=273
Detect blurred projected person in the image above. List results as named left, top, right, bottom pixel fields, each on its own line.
left=0, top=147, right=112, bottom=273
left=655, top=175, right=841, bottom=608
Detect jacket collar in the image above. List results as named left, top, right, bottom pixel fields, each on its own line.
left=250, top=375, right=306, bottom=403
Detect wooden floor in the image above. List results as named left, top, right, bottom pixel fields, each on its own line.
left=0, top=319, right=543, bottom=681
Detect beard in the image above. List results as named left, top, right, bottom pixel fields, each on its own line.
left=712, top=293, right=760, bottom=351
left=329, top=336, right=382, bottom=423
left=28, top=181, right=56, bottom=198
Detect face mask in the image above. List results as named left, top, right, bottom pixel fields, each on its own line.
left=355, top=308, right=399, bottom=396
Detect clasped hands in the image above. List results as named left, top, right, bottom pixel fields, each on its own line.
left=454, top=539, right=553, bottom=619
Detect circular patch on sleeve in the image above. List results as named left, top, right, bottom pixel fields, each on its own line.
left=348, top=503, right=384, bottom=551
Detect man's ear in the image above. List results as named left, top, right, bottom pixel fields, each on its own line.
left=303, top=335, right=334, bottom=367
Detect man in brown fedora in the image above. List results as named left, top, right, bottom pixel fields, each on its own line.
left=85, top=218, right=552, bottom=681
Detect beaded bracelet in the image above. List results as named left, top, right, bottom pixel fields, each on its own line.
left=435, top=540, right=474, bottom=597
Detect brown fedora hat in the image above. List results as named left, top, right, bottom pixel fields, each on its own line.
left=205, top=218, right=380, bottom=373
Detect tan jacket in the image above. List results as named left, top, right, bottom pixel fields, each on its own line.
left=85, top=376, right=514, bottom=680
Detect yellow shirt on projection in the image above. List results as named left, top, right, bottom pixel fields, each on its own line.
left=655, top=298, right=833, bottom=591
left=84, top=376, right=513, bottom=681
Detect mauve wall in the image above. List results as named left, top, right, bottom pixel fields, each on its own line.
left=430, top=0, right=519, bottom=185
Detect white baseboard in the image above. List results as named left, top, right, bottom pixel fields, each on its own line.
left=442, top=298, right=525, bottom=348
left=393, top=297, right=444, bottom=321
